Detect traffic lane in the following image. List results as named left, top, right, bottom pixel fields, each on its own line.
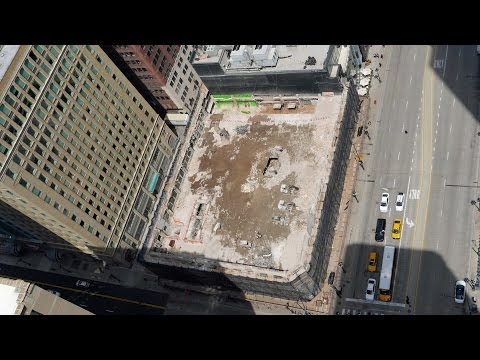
left=42, top=286, right=165, bottom=315
left=0, top=262, right=169, bottom=310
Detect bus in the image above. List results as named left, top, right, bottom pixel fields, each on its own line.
left=378, top=245, right=395, bottom=302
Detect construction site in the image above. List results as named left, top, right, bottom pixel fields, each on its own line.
left=145, top=82, right=360, bottom=300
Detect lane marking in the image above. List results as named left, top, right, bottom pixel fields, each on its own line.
left=414, top=53, right=416, bottom=62
left=456, top=72, right=459, bottom=81
left=410, top=75, right=412, bottom=85
left=459, top=48, right=462, bottom=57
left=398, top=152, right=400, bottom=160
left=402, top=123, right=405, bottom=133
left=446, top=151, right=449, bottom=160
left=443, top=45, right=449, bottom=78
left=393, top=99, right=396, bottom=108
left=406, top=100, right=409, bottom=109
left=393, top=178, right=396, bottom=188
left=453, top=98, right=456, bottom=108
left=449, top=124, right=452, bottom=133
left=395, top=175, right=411, bottom=294
left=444, top=178, right=446, bottom=187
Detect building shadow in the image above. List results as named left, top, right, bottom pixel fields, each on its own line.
left=332, top=243, right=477, bottom=315
left=429, top=45, right=480, bottom=122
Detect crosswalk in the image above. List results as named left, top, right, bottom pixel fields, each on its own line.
left=338, top=308, right=384, bottom=315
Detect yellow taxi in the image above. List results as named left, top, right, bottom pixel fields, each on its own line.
left=367, top=251, right=378, bottom=272
left=392, top=219, right=402, bottom=239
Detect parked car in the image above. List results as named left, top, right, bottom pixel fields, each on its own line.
left=366, top=278, right=376, bottom=301
left=395, top=192, right=405, bottom=211
left=455, top=280, right=466, bottom=304
left=75, top=280, right=90, bottom=288
left=380, top=193, right=389, bottom=212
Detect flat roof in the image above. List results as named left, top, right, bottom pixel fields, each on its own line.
left=155, top=93, right=344, bottom=280
left=193, top=45, right=330, bottom=72
left=0, top=283, right=20, bottom=315
left=0, top=45, right=20, bottom=82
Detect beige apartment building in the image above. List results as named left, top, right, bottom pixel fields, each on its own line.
left=0, top=45, right=178, bottom=264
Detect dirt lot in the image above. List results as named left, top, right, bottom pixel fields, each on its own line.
left=167, top=97, right=343, bottom=272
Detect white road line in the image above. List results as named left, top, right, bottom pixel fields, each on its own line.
left=410, top=75, right=412, bottom=85
left=414, top=53, right=416, bottom=62
left=436, top=236, right=440, bottom=249
left=414, top=140, right=416, bottom=146
left=413, top=149, right=415, bottom=155
left=456, top=72, right=459, bottom=81
left=411, top=158, right=414, bottom=163
left=443, top=45, right=449, bottom=78
left=393, top=178, right=396, bottom=188
left=410, top=166, right=413, bottom=171
left=449, top=124, right=452, bottom=133
left=444, top=178, right=446, bottom=187
left=417, top=123, right=419, bottom=128
left=433, top=146, right=435, bottom=152
left=440, top=208, right=443, bottom=217
left=436, top=121, right=438, bottom=127
left=437, top=112, right=440, bottom=119
left=453, top=98, right=456, bottom=108
left=398, top=152, right=400, bottom=160
left=446, top=151, right=449, bottom=160
left=406, top=100, right=409, bottom=109
left=459, top=48, right=462, bottom=57
left=402, top=123, right=405, bottom=133
left=394, top=175, right=411, bottom=294
left=415, top=132, right=418, bottom=138
left=439, top=96, right=442, bottom=102
left=345, top=298, right=406, bottom=308
left=434, top=137, right=437, bottom=143
left=440, top=87, right=443, bottom=95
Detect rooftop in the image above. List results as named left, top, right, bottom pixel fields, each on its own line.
left=0, top=283, right=20, bottom=315
left=155, top=93, right=345, bottom=279
left=194, top=45, right=330, bottom=73
left=0, top=45, right=20, bottom=82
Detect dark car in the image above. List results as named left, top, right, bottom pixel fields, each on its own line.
left=375, top=218, right=386, bottom=242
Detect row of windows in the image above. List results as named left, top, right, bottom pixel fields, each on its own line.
left=16, top=175, right=109, bottom=243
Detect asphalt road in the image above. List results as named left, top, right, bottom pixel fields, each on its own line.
left=412, top=45, right=480, bottom=314
left=336, top=45, right=480, bottom=315
left=0, top=262, right=168, bottom=314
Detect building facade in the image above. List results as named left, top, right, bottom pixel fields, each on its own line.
left=0, top=45, right=178, bottom=264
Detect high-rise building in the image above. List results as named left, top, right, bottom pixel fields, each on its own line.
left=102, top=45, right=214, bottom=258
left=103, top=45, right=209, bottom=115
left=0, top=45, right=178, bottom=264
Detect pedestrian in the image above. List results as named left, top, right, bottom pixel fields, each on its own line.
left=406, top=296, right=410, bottom=305
left=380, top=54, right=383, bottom=59
left=379, top=63, right=382, bottom=67
left=404, top=130, right=408, bottom=134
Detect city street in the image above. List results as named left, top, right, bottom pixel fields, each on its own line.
left=335, top=45, right=480, bottom=315
left=0, top=262, right=168, bottom=314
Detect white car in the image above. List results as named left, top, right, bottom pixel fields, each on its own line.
left=75, top=280, right=90, bottom=288
left=395, top=192, right=405, bottom=211
left=455, top=280, right=466, bottom=304
left=366, top=278, right=376, bottom=301
left=379, top=192, right=389, bottom=213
